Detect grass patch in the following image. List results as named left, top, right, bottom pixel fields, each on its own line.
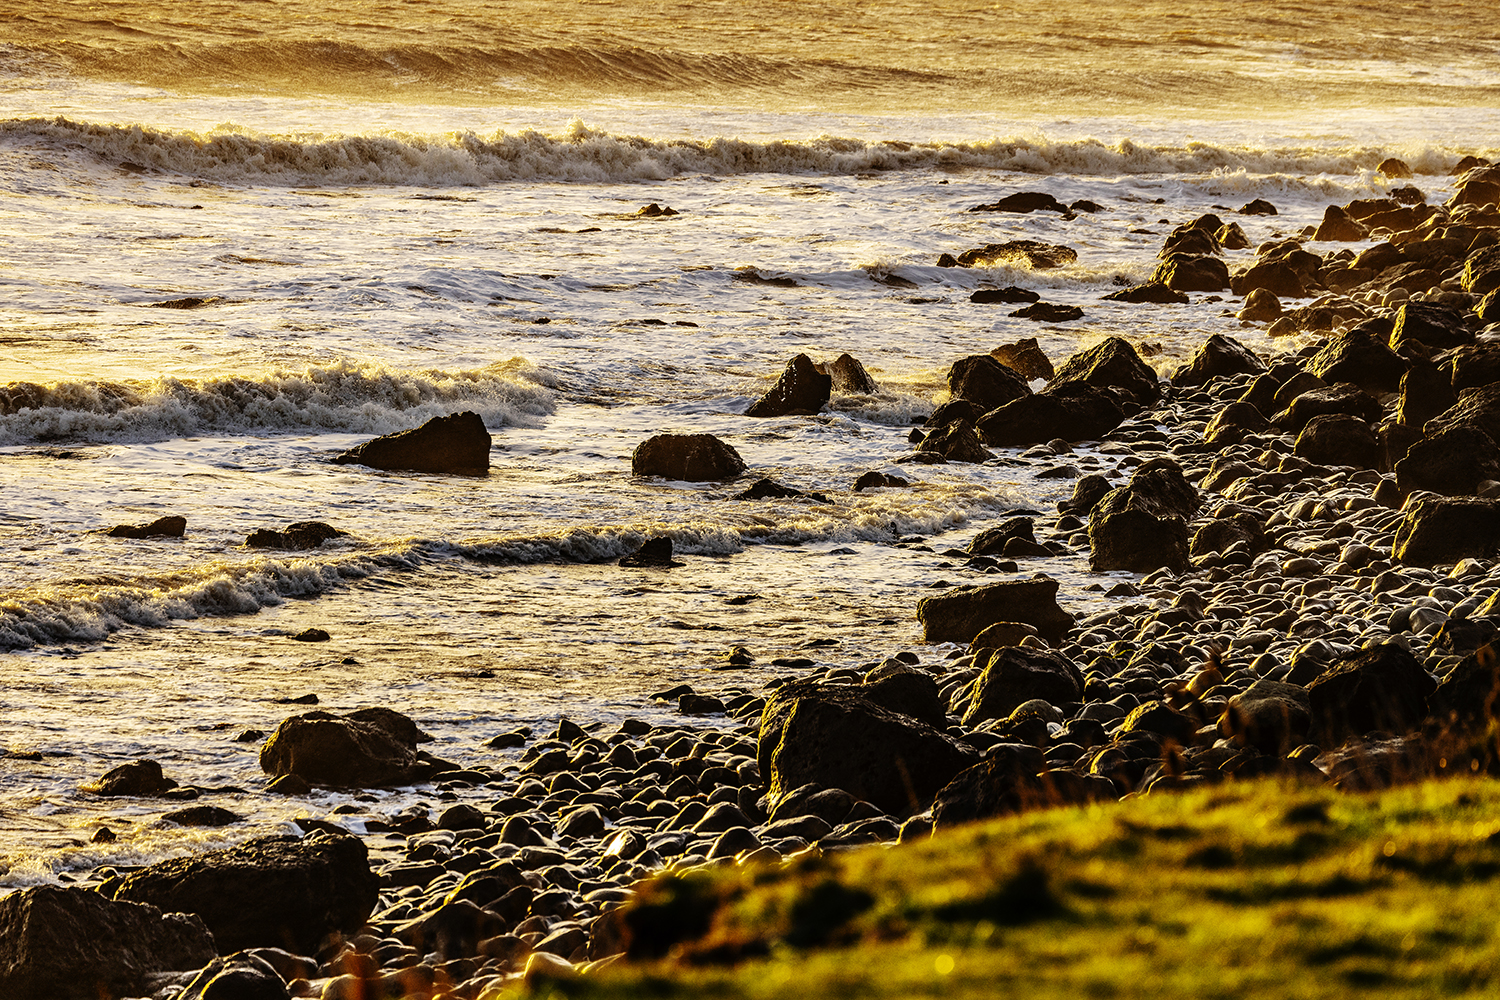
left=499, top=778, right=1500, bottom=1000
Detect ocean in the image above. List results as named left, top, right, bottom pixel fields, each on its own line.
left=1, top=0, right=1497, bottom=890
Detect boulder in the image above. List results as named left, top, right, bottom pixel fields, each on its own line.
left=823, top=353, right=878, bottom=394
left=1462, top=244, right=1500, bottom=297
left=958, top=647, right=1085, bottom=726
left=947, top=354, right=1032, bottom=412
left=1171, top=334, right=1266, bottom=387
left=1216, top=221, right=1251, bottom=249
left=930, top=745, right=1075, bottom=828
left=968, top=192, right=1070, bottom=215
left=916, top=578, right=1074, bottom=645
left=333, top=411, right=490, bottom=474
left=1103, top=282, right=1189, bottom=304
left=1219, top=680, right=1312, bottom=755
left=0, top=887, right=215, bottom=1000
left=106, top=516, right=186, bottom=539
left=1237, top=288, right=1282, bottom=322
left=1230, top=259, right=1306, bottom=298
left=1058, top=473, right=1113, bottom=516
left=968, top=516, right=1036, bottom=556
left=1395, top=424, right=1500, bottom=497
left=1314, top=205, right=1367, bottom=241
left=1424, top=382, right=1500, bottom=442
left=971, top=286, right=1040, bottom=304
left=619, top=537, right=685, bottom=567
left=1306, top=643, right=1436, bottom=746
left=1088, top=460, right=1199, bottom=573
left=111, top=831, right=377, bottom=956
left=745, top=354, right=831, bottom=417
left=1151, top=253, right=1229, bottom=292
left=1379, top=158, right=1414, bottom=179
left=989, top=338, right=1054, bottom=380
left=1010, top=302, right=1084, bottom=323
left=862, top=670, right=949, bottom=730
left=1451, top=169, right=1500, bottom=211
left=1397, top=358, right=1457, bottom=427
left=852, top=471, right=909, bottom=491
left=1203, top=400, right=1270, bottom=447
left=976, top=383, right=1125, bottom=447
left=1303, top=324, right=1407, bottom=395
left=916, top=419, right=992, bottom=463
left=954, top=241, right=1077, bottom=268
left=1159, top=228, right=1220, bottom=258
left=1272, top=382, right=1383, bottom=433
left=174, top=953, right=293, bottom=1000
left=925, top=398, right=986, bottom=428
left=259, top=708, right=434, bottom=788
left=1392, top=497, right=1500, bottom=566
left=83, top=759, right=178, bottom=797
left=1240, top=199, right=1278, bottom=216
left=756, top=682, right=977, bottom=817
left=1450, top=343, right=1500, bottom=393
left=1048, top=336, right=1161, bottom=405
left=1388, top=302, right=1475, bottom=353
left=631, top=433, right=745, bottom=481
left=732, top=479, right=828, bottom=502
left=1294, top=414, right=1380, bottom=468
left=1189, top=514, right=1270, bottom=559
left=245, top=522, right=344, bottom=551
left=1427, top=645, right=1500, bottom=731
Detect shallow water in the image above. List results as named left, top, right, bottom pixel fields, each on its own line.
left=1, top=0, right=1497, bottom=889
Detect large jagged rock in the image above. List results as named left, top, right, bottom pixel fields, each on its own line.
left=1088, top=460, right=1199, bottom=573
left=745, top=354, right=831, bottom=417
left=631, top=433, right=745, bottom=481
left=0, top=886, right=215, bottom=1000
left=111, top=831, right=379, bottom=956
left=1397, top=358, right=1457, bottom=427
left=1219, top=680, right=1311, bottom=755
left=1294, top=414, right=1379, bottom=469
left=990, top=339, right=1054, bottom=380
left=333, top=411, right=490, bottom=474
left=1151, top=253, right=1229, bottom=292
left=1203, top=400, right=1270, bottom=447
left=1304, top=325, right=1407, bottom=395
left=823, top=353, right=878, bottom=394
left=756, top=681, right=977, bottom=817
left=976, top=382, right=1125, bottom=447
left=1170, top=334, right=1266, bottom=387
left=1306, top=643, right=1436, bottom=746
left=957, top=646, right=1085, bottom=726
left=1314, top=204, right=1367, bottom=241
left=916, top=419, right=992, bottom=463
left=1395, top=424, right=1500, bottom=496
left=1392, top=497, right=1500, bottom=567
left=1450, top=343, right=1500, bottom=393
left=1272, top=382, right=1383, bottom=433
left=947, top=354, right=1032, bottom=413
left=1048, top=336, right=1161, bottom=405
left=916, top=578, right=1074, bottom=645
left=1424, top=382, right=1500, bottom=443
left=1229, top=259, right=1306, bottom=298
left=1462, top=243, right=1500, bottom=296
left=1388, top=302, right=1475, bottom=353
left=259, top=708, right=434, bottom=788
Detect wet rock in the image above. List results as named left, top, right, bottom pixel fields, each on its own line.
left=916, top=578, right=1075, bottom=645
left=968, top=516, right=1036, bottom=556
left=163, top=806, right=241, bottom=827
left=259, top=707, right=434, bottom=788
left=1088, top=460, right=1199, bottom=573
left=333, top=411, right=490, bottom=475
left=976, top=383, right=1126, bottom=447
left=1171, top=334, right=1266, bottom=387
left=852, top=471, right=909, bottom=491
left=1216, top=221, right=1251, bottom=249
left=1461, top=244, right=1500, bottom=296
left=1314, top=204, right=1366, bottom=241
left=1011, top=302, right=1084, bottom=323
left=1379, top=157, right=1414, bottom=178
left=111, top=830, right=378, bottom=955
left=1059, top=473, right=1113, bottom=516
left=245, top=521, right=345, bottom=551
left=1397, top=357, right=1457, bottom=427
left=968, top=192, right=1071, bottom=215
left=1395, top=424, right=1500, bottom=497
left=1303, top=324, right=1406, bottom=395
left=971, top=286, right=1040, bottom=304
left=106, top=515, right=186, bottom=539
left=954, top=241, right=1078, bottom=268
left=1392, top=497, right=1500, bottom=566
left=1219, top=680, right=1311, bottom=755
left=1306, top=643, right=1436, bottom=746
left=1160, top=227, right=1220, bottom=258
left=1425, top=382, right=1500, bottom=444
left=989, top=338, right=1054, bottom=380
left=1237, top=288, right=1282, bottom=322
left=83, top=759, right=178, bottom=797
left=823, top=353, right=878, bottom=394
left=756, top=681, right=977, bottom=817
left=1152, top=253, right=1229, bottom=292
left=863, top=669, right=948, bottom=729
left=1272, top=382, right=1383, bottom=433
left=1048, top=336, right=1160, bottom=405
left=632, top=433, right=745, bottom=481
left=1229, top=259, right=1306, bottom=298
left=1189, top=513, right=1270, bottom=559
left=1103, top=282, right=1189, bottom=304
left=619, top=536, right=685, bottom=567
left=917, top=419, right=992, bottom=464
left=745, top=353, right=831, bottom=417
left=958, top=647, right=1084, bottom=726
left=175, top=952, right=293, bottom=1000
left=290, top=628, right=330, bottom=643
left=1389, top=301, right=1474, bottom=353
left=1294, top=414, right=1380, bottom=469
left=1239, top=199, right=1278, bottom=216
left=947, top=354, right=1033, bottom=412
left=1203, top=400, right=1270, bottom=447
left=0, top=886, right=215, bottom=1000
left=733, top=478, right=828, bottom=502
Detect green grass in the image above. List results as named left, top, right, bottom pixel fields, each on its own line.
left=502, top=778, right=1500, bottom=999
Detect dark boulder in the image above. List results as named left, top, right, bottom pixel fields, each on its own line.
left=1048, top=335, right=1161, bottom=405
left=824, top=353, right=878, bottom=394
left=1272, top=382, right=1383, bottom=433
left=745, top=354, right=831, bottom=417
left=1010, top=302, right=1083, bottom=323
left=1088, top=461, right=1198, bottom=573
left=1294, top=414, right=1380, bottom=469
left=954, top=241, right=1077, bottom=268
left=1239, top=199, right=1278, bottom=216
left=968, top=516, right=1036, bottom=556
left=1103, top=282, right=1189, bottom=304
left=968, top=192, right=1070, bottom=215
left=245, top=522, right=344, bottom=551
left=931, top=746, right=1111, bottom=829
left=1450, top=342, right=1500, bottom=393
left=0, top=887, right=215, bottom=1000
left=1203, top=400, right=1270, bottom=447
left=756, top=681, right=977, bottom=817
left=1388, top=302, right=1475, bottom=353
left=1229, top=259, right=1306, bottom=298
left=916, top=578, right=1074, bottom=645
left=1395, top=424, right=1500, bottom=496
left=1392, top=497, right=1500, bottom=566
left=1427, top=645, right=1500, bottom=731
left=958, top=646, right=1085, bottom=726
left=259, top=707, right=434, bottom=788
left=619, top=536, right=685, bottom=567
left=107, top=515, right=186, bottom=539
left=1306, top=643, right=1435, bottom=746
left=862, top=670, right=949, bottom=730
left=1159, top=227, right=1220, bottom=258
left=1219, top=680, right=1311, bottom=756
left=111, top=831, right=379, bottom=955
left=916, top=419, right=992, bottom=463
left=989, top=338, right=1054, bottom=380
left=1424, top=382, right=1500, bottom=442
left=971, top=286, right=1040, bottom=305
left=1058, top=473, right=1113, bottom=516
left=947, top=354, right=1033, bottom=412
left=174, top=953, right=292, bottom=1000
left=1379, top=158, right=1414, bottom=179
left=1119, top=700, right=1198, bottom=745
left=83, top=759, right=178, bottom=797
left=1151, top=253, right=1229, bottom=292
left=1451, top=169, right=1500, bottom=213
left=852, top=471, right=909, bottom=491
left=1237, top=288, right=1282, bottom=321
left=1171, top=334, right=1266, bottom=387
left=333, top=411, right=490, bottom=475
left=1314, top=205, right=1367, bottom=241
left=1216, top=221, right=1251, bottom=249
left=1304, top=324, right=1407, bottom=395
left=1189, top=513, right=1270, bottom=559
left=1397, top=357, right=1457, bottom=427
left=925, top=398, right=986, bottom=428
left=976, top=383, right=1125, bottom=446
left=1462, top=244, right=1500, bottom=296
left=632, top=433, right=745, bottom=481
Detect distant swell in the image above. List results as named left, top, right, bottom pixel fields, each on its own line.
left=0, top=360, right=555, bottom=445
left=1, top=116, right=1482, bottom=187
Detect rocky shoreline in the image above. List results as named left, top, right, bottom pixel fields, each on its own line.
left=5, top=163, right=1500, bottom=1000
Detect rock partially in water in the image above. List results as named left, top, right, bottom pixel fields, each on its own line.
left=245, top=521, right=345, bottom=551
left=259, top=707, right=434, bottom=788
left=989, top=337, right=1054, bottom=380
left=745, top=353, right=831, bottom=417
left=619, top=537, right=684, bottom=568
left=83, top=759, right=178, bottom=797
left=106, top=515, right=186, bottom=539
left=632, top=433, right=745, bottom=481
left=968, top=192, right=1071, bottom=215
left=333, top=410, right=491, bottom=475
left=1048, top=335, right=1160, bottom=405
left=916, top=578, right=1074, bottom=645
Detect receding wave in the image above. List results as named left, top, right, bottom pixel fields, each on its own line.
left=2, top=116, right=1489, bottom=187
left=0, top=360, right=555, bottom=445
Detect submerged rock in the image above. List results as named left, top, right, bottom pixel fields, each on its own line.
left=106, top=515, right=186, bottom=539
left=245, top=521, right=345, bottom=551
left=619, top=537, right=684, bottom=568
left=333, top=411, right=490, bottom=475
